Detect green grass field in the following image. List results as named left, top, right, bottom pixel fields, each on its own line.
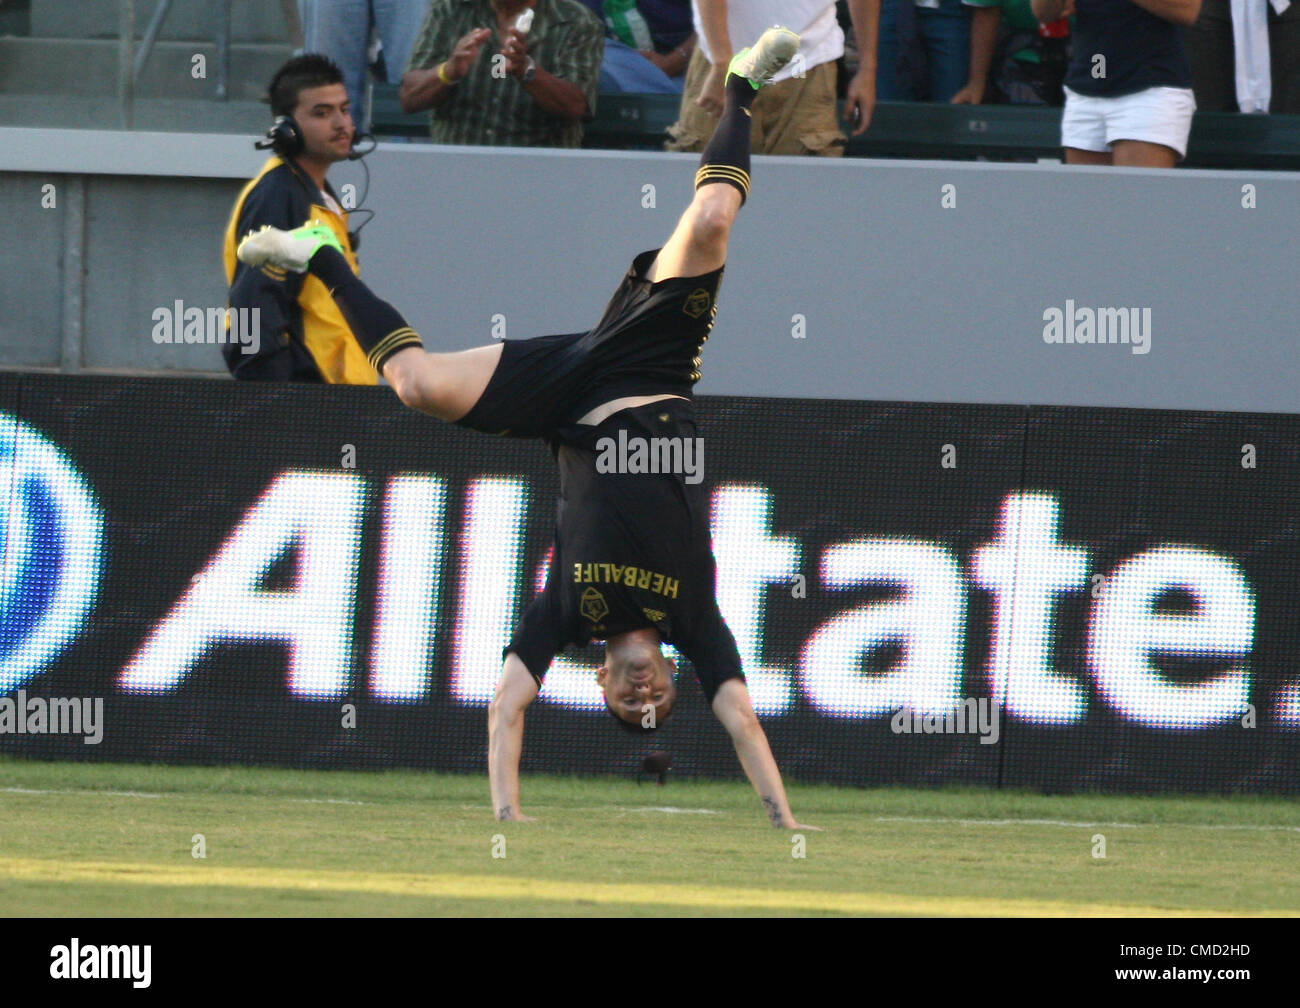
left=1, top=756, right=1297, bottom=917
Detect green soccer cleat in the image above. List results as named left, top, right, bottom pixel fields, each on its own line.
left=237, top=221, right=343, bottom=274
left=726, top=26, right=801, bottom=90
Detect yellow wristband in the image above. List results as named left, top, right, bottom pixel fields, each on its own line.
left=437, top=61, right=456, bottom=85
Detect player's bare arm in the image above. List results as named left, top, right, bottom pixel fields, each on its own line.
left=488, top=654, right=540, bottom=822
left=711, top=679, right=819, bottom=830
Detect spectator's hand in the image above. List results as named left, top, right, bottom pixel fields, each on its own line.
left=951, top=81, right=985, bottom=104
left=1034, top=0, right=1074, bottom=20
left=844, top=68, right=876, bottom=135
left=640, top=49, right=673, bottom=73
left=501, top=27, right=532, bottom=78
left=696, top=60, right=727, bottom=117
left=449, top=27, right=492, bottom=80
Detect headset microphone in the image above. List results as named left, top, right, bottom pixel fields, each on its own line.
left=347, top=132, right=377, bottom=161
left=252, top=114, right=376, bottom=246
left=257, top=118, right=374, bottom=162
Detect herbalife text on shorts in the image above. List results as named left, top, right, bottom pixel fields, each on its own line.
left=0, top=691, right=103, bottom=744
left=595, top=431, right=704, bottom=484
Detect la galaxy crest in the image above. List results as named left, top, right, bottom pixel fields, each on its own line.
left=580, top=587, right=609, bottom=624
left=682, top=288, right=711, bottom=319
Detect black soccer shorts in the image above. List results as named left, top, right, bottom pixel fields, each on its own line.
left=454, top=250, right=725, bottom=438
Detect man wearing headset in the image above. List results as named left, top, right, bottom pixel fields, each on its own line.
left=222, top=54, right=377, bottom=383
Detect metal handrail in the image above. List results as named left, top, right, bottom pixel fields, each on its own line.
left=214, top=0, right=230, bottom=100
left=118, top=0, right=134, bottom=129
left=118, top=0, right=238, bottom=127
left=133, top=0, right=173, bottom=84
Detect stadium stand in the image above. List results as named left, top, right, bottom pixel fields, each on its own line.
left=370, top=85, right=1300, bottom=170
left=0, top=0, right=293, bottom=133
left=0, top=0, right=1296, bottom=167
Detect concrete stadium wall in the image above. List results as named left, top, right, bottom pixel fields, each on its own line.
left=1, top=126, right=1297, bottom=413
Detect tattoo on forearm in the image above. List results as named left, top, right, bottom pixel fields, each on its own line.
left=497, top=805, right=512, bottom=821
left=762, top=796, right=782, bottom=827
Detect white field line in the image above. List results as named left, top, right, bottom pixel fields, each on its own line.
left=1, top=787, right=162, bottom=798
left=872, top=815, right=1300, bottom=833
left=5, top=789, right=1297, bottom=832
left=0, top=786, right=370, bottom=805
left=621, top=807, right=723, bottom=814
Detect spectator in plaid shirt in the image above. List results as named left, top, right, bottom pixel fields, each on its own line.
left=400, top=0, right=605, bottom=147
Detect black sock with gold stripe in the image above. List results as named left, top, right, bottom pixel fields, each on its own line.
left=307, top=246, right=424, bottom=373
left=694, top=74, right=757, bottom=205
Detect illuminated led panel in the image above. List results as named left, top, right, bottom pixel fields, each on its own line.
left=120, top=471, right=365, bottom=698
left=1088, top=546, right=1254, bottom=729
left=710, top=484, right=800, bottom=716
left=0, top=413, right=104, bottom=693
left=800, top=538, right=965, bottom=718
left=971, top=493, right=1089, bottom=725
left=370, top=475, right=448, bottom=702
left=450, top=477, right=528, bottom=704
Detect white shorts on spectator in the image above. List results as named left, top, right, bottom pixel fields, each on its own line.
left=1061, top=85, right=1197, bottom=161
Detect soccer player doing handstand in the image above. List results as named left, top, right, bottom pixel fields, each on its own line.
left=239, top=26, right=816, bottom=830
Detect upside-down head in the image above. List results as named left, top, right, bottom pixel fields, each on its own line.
left=598, top=628, right=677, bottom=732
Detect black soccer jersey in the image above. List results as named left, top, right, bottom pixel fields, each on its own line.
left=506, top=397, right=744, bottom=703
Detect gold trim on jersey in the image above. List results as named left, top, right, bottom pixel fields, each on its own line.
left=694, top=165, right=751, bottom=200
left=366, top=327, right=423, bottom=371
